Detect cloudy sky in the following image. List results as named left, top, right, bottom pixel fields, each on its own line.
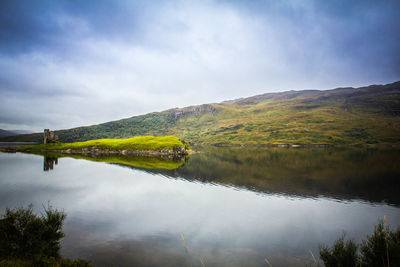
left=1, top=0, right=399, bottom=132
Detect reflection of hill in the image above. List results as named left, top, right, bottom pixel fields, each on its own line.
left=150, top=147, right=400, bottom=206
left=64, top=154, right=185, bottom=170
left=35, top=152, right=186, bottom=170
left=31, top=148, right=400, bottom=206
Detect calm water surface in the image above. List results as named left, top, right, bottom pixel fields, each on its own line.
left=0, top=147, right=399, bottom=266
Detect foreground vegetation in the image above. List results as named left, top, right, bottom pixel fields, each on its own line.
left=16, top=136, right=189, bottom=153
left=1, top=81, right=399, bottom=146
left=319, top=219, right=400, bottom=267
left=0, top=205, right=90, bottom=266
left=1, top=205, right=399, bottom=266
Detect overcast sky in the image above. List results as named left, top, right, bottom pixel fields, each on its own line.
left=1, top=0, right=399, bottom=132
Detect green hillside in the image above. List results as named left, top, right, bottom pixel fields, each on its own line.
left=2, top=81, right=400, bottom=146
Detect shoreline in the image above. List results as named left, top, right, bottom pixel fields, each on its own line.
left=210, top=143, right=333, bottom=148
left=207, top=143, right=400, bottom=148
left=0, top=136, right=191, bottom=159
left=1, top=143, right=398, bottom=154
left=0, top=147, right=189, bottom=159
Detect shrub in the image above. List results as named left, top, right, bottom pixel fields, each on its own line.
left=360, top=220, right=400, bottom=267
left=0, top=257, right=91, bottom=266
left=244, top=123, right=255, bottom=132
left=0, top=204, right=66, bottom=260
left=179, top=139, right=191, bottom=150
left=319, top=235, right=359, bottom=267
left=319, top=220, right=400, bottom=267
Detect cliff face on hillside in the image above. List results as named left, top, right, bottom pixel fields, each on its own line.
left=1, top=81, right=400, bottom=145
left=171, top=104, right=218, bottom=120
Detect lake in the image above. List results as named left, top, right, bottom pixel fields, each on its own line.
left=0, top=147, right=399, bottom=266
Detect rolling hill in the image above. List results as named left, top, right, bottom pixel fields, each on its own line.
left=2, top=81, right=400, bottom=146
left=0, top=129, right=32, bottom=137
left=0, top=129, right=18, bottom=137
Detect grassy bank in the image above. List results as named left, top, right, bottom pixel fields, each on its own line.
left=17, top=136, right=189, bottom=153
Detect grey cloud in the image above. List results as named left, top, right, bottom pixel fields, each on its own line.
left=0, top=0, right=399, bottom=131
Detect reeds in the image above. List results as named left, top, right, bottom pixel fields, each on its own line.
left=309, top=250, right=319, bottom=266
left=180, top=233, right=206, bottom=267
left=264, top=257, right=273, bottom=267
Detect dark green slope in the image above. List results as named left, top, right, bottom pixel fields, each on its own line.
left=2, top=81, right=400, bottom=145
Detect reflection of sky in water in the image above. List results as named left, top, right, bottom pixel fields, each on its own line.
left=1, top=152, right=399, bottom=266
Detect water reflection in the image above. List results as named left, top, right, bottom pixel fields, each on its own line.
left=35, top=147, right=400, bottom=206
left=0, top=150, right=399, bottom=267
left=174, top=147, right=400, bottom=206
left=43, top=156, right=58, bottom=171
left=37, top=152, right=186, bottom=171
left=62, top=230, right=308, bottom=267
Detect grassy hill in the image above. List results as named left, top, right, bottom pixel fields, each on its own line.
left=2, top=81, right=400, bottom=146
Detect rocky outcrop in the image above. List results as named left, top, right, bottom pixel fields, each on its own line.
left=173, top=104, right=218, bottom=119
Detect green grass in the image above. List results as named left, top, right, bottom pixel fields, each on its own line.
left=17, top=136, right=187, bottom=152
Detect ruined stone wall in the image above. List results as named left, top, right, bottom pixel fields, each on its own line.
left=43, top=129, right=58, bottom=144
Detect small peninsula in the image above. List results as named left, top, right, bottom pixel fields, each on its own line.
left=14, top=136, right=190, bottom=158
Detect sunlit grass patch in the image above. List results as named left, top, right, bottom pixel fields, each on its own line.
left=17, top=136, right=188, bottom=152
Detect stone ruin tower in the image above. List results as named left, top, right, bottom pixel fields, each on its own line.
left=43, top=129, right=58, bottom=144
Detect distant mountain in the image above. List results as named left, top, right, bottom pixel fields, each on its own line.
left=9, top=130, right=33, bottom=135
left=0, top=129, right=18, bottom=137
left=0, top=129, right=33, bottom=138
left=1, top=81, right=400, bottom=145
